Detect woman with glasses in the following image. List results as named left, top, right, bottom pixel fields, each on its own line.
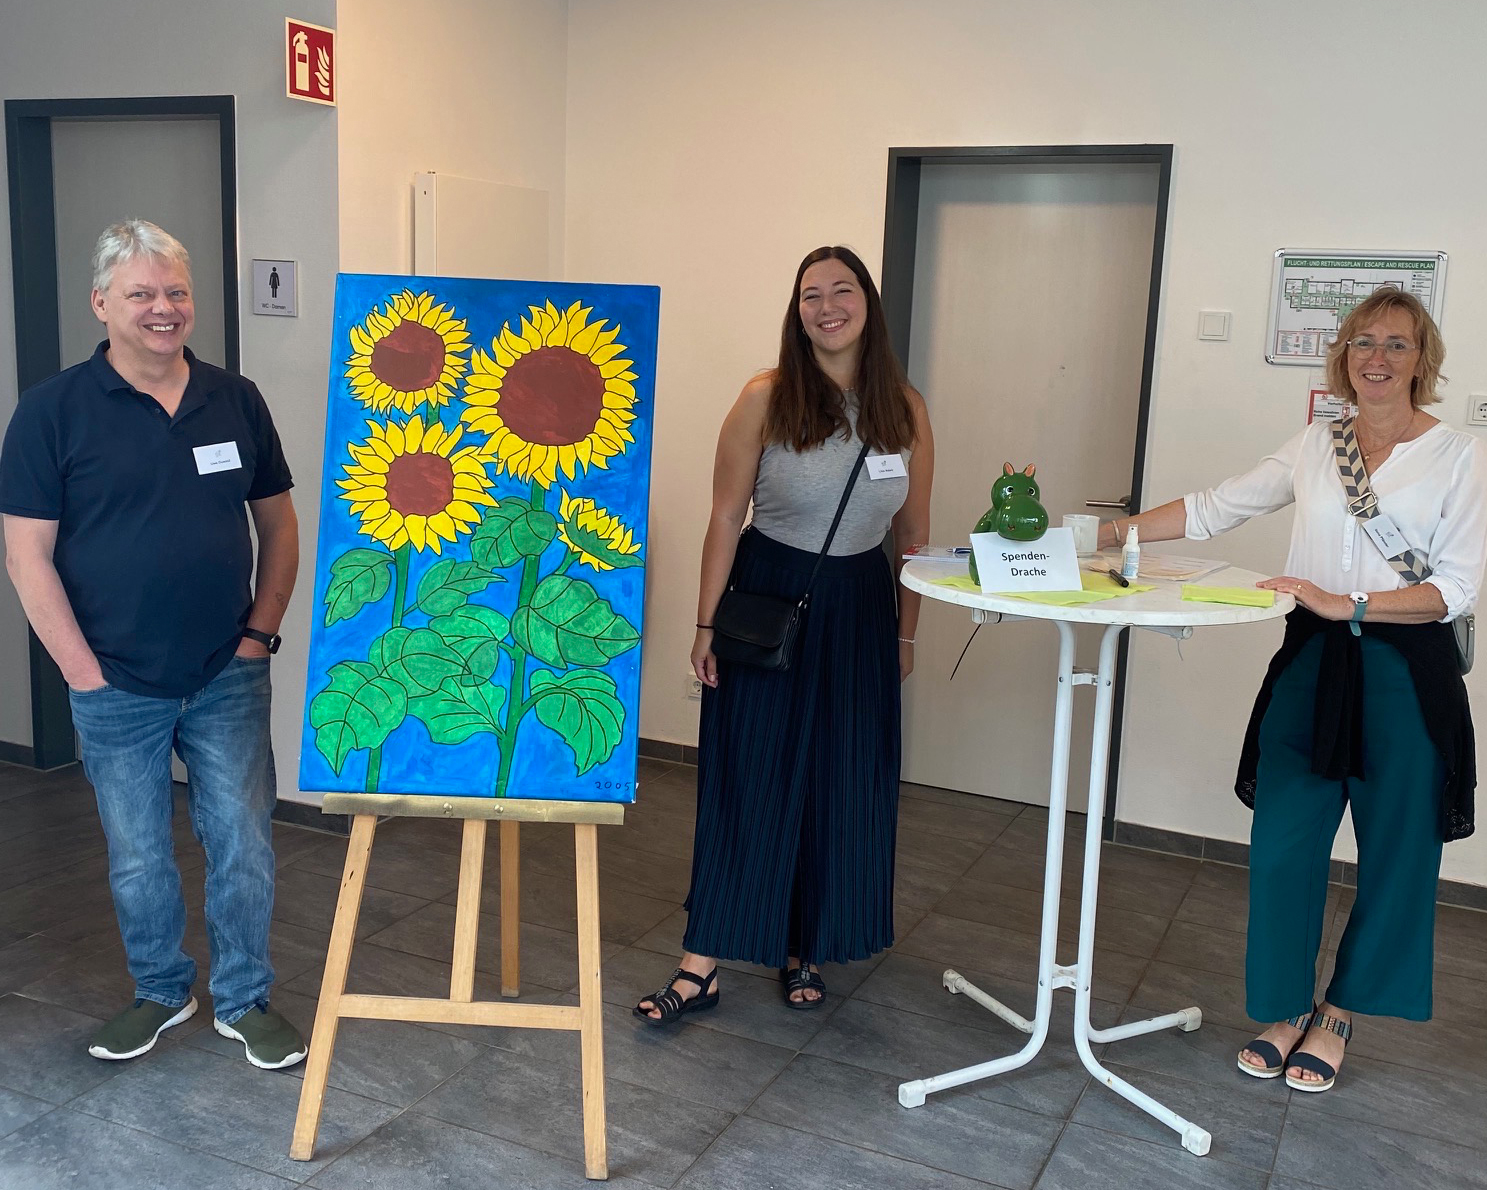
left=1096, top=287, right=1484, bottom=1094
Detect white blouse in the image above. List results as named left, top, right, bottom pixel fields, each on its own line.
left=1183, top=420, right=1487, bottom=620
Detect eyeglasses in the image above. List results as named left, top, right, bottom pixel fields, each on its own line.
left=1346, top=336, right=1417, bottom=359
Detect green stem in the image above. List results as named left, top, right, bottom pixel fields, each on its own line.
left=392, top=543, right=412, bottom=627
left=493, top=481, right=548, bottom=796
left=555, top=550, right=578, bottom=576
left=366, top=543, right=410, bottom=792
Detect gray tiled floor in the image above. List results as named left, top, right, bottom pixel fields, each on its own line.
left=1, top=758, right=1484, bottom=1189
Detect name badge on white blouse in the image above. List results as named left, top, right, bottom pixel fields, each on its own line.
left=865, top=452, right=907, bottom=480
left=193, top=441, right=243, bottom=475
left=1361, top=513, right=1409, bottom=559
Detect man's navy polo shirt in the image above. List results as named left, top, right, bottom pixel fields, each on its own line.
left=0, top=342, right=293, bottom=698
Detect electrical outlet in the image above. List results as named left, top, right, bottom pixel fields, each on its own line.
left=684, top=672, right=703, bottom=701
left=1469, top=394, right=1487, bottom=428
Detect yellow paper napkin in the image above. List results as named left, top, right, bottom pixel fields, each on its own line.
left=1181, top=584, right=1275, bottom=607
left=931, top=572, right=1155, bottom=604
left=929, top=574, right=984, bottom=593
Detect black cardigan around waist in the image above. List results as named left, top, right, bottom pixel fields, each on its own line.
left=1235, top=609, right=1475, bottom=842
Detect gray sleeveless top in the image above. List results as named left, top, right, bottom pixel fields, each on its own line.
left=749, top=399, right=911, bottom=555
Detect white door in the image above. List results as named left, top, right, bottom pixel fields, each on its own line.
left=51, top=116, right=227, bottom=783
left=51, top=117, right=226, bottom=368
left=902, top=162, right=1158, bottom=810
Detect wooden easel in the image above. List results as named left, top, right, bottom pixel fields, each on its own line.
left=289, top=794, right=624, bottom=1180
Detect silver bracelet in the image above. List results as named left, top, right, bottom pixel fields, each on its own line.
left=898, top=636, right=916, bottom=644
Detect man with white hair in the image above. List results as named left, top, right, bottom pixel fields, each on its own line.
left=0, top=220, right=306, bottom=1069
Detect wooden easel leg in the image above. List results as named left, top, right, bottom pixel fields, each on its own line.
left=499, top=819, right=521, bottom=997
left=450, top=818, right=487, bottom=1001
left=574, top=822, right=608, bottom=1180
left=290, top=812, right=377, bottom=1161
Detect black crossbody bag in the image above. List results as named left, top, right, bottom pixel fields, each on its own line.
left=709, top=441, right=871, bottom=671
left=1331, top=417, right=1474, bottom=674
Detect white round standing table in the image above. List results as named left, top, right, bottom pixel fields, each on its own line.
left=897, top=558, right=1293, bottom=1157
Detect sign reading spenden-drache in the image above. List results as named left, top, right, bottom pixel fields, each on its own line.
left=970, top=527, right=1082, bottom=593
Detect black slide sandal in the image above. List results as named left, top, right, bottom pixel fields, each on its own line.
left=780, top=964, right=826, bottom=1010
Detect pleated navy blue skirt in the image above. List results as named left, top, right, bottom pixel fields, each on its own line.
left=682, top=527, right=901, bottom=967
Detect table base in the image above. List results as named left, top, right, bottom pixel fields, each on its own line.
left=896, top=617, right=1213, bottom=1158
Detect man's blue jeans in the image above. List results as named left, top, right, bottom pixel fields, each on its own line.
left=68, top=655, right=277, bottom=1025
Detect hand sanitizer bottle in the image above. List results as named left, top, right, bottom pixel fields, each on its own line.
left=1120, top=524, right=1141, bottom=581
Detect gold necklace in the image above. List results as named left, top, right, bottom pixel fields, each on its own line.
left=1356, top=412, right=1415, bottom=462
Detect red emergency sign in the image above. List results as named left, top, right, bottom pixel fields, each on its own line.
left=286, top=19, right=336, bottom=106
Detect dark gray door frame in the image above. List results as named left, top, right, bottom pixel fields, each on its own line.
left=5, top=95, right=238, bottom=768
left=880, top=143, right=1174, bottom=839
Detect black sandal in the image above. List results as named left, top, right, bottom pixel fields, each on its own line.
left=780, top=964, right=826, bottom=1010
left=633, top=966, right=719, bottom=1027
left=1237, top=1004, right=1315, bottom=1079
left=1284, top=1010, right=1352, bottom=1093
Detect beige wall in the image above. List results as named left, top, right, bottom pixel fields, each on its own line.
left=337, top=0, right=568, bottom=275
left=563, top=0, right=1487, bottom=884
left=0, top=0, right=339, bottom=785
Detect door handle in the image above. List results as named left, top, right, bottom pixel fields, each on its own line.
left=1085, top=495, right=1131, bottom=510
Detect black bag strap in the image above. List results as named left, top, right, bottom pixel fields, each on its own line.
left=1330, top=416, right=1434, bottom=583
left=788, top=440, right=872, bottom=606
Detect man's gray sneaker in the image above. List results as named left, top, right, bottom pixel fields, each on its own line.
left=88, top=997, right=198, bottom=1060
left=213, top=1003, right=308, bottom=1070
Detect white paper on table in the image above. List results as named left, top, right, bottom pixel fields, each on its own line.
left=901, top=545, right=974, bottom=564
left=970, top=528, right=1083, bottom=592
left=1081, top=550, right=1228, bottom=582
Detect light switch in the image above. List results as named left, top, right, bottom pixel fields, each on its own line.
left=1198, top=310, right=1231, bottom=341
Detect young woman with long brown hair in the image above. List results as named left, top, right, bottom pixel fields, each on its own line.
left=635, top=245, right=934, bottom=1022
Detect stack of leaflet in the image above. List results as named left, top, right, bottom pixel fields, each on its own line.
left=901, top=545, right=972, bottom=566
left=1082, top=550, right=1227, bottom=582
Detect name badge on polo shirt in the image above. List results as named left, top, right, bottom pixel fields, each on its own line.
left=193, top=441, right=243, bottom=475
left=1361, top=513, right=1409, bottom=560
left=865, top=452, right=908, bottom=480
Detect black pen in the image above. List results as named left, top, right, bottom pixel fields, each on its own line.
left=1107, top=568, right=1129, bottom=588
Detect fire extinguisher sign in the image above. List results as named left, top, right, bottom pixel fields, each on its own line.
left=286, top=19, right=335, bottom=106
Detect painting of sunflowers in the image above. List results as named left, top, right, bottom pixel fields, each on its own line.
left=299, top=274, right=659, bottom=803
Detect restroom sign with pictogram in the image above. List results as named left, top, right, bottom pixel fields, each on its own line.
left=286, top=18, right=336, bottom=106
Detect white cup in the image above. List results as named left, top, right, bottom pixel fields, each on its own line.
left=1062, top=514, right=1099, bottom=555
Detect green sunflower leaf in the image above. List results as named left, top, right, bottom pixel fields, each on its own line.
left=308, top=660, right=408, bottom=775
left=510, top=575, right=641, bottom=669
left=415, top=558, right=505, bottom=615
left=529, top=668, right=625, bottom=774
left=560, top=518, right=645, bottom=570
left=367, top=626, right=465, bottom=695
left=471, top=497, right=559, bottom=569
left=428, top=605, right=510, bottom=685
left=408, top=677, right=507, bottom=746
left=323, top=547, right=395, bottom=625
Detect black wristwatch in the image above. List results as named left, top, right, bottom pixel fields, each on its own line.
left=241, top=627, right=282, bottom=654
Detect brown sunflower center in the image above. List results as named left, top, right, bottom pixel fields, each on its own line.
left=370, top=321, right=446, bottom=392
left=498, top=347, right=606, bottom=446
left=384, top=451, right=454, bottom=517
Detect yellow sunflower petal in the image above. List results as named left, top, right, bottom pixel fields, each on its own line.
left=569, top=320, right=602, bottom=355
